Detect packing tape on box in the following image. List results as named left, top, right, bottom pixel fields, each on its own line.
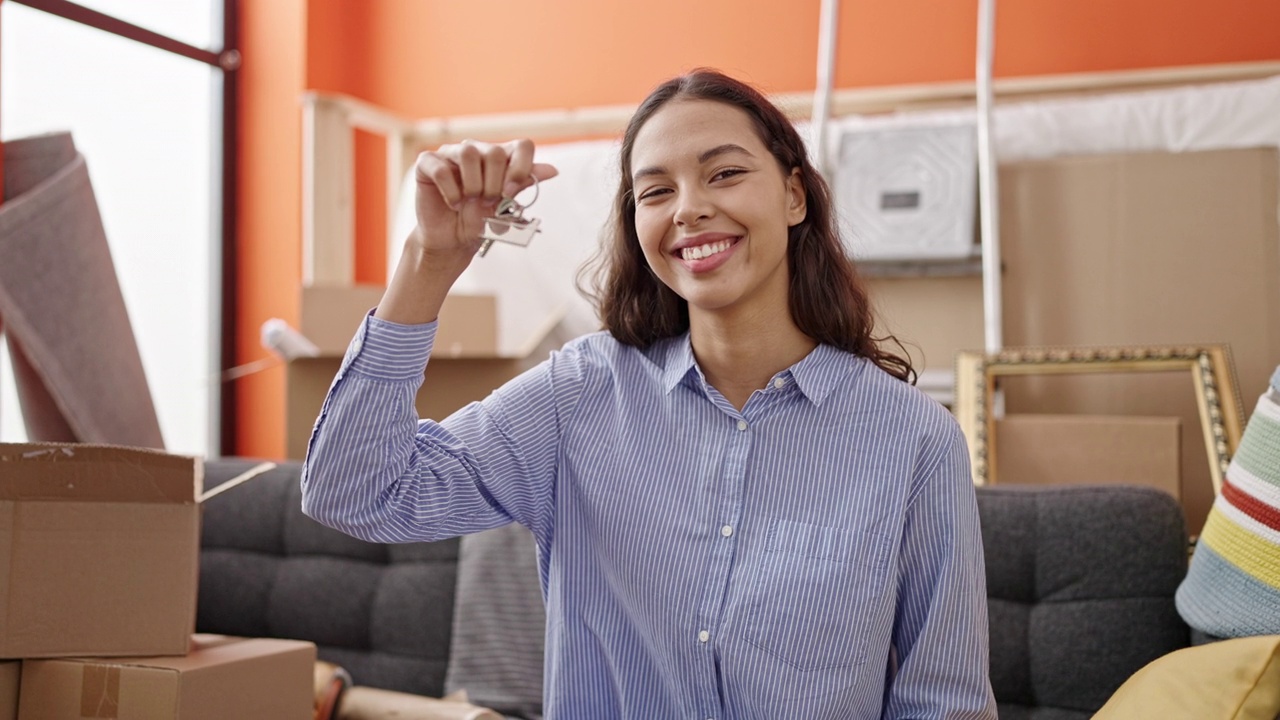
left=198, top=462, right=276, bottom=502
left=81, top=664, right=121, bottom=719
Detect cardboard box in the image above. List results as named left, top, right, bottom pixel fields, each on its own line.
left=0, top=443, right=201, bottom=659
left=301, top=285, right=499, bottom=358
left=994, top=415, right=1182, bottom=500
left=18, top=635, right=316, bottom=720
left=999, top=146, right=1280, bottom=535
left=0, top=662, right=18, bottom=720
left=286, top=285, right=557, bottom=460
left=287, top=355, right=535, bottom=460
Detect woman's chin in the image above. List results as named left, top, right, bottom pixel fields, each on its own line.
left=680, top=288, right=743, bottom=316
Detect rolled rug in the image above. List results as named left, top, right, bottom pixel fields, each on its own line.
left=314, top=661, right=353, bottom=720
left=0, top=132, right=163, bottom=448
left=1176, top=365, right=1280, bottom=637
left=337, top=686, right=501, bottom=720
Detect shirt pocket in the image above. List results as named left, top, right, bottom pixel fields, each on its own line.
left=741, top=518, right=893, bottom=672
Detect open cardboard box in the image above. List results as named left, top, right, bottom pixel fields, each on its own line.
left=0, top=444, right=272, bottom=659
left=18, top=634, right=315, bottom=720
left=286, top=285, right=562, bottom=459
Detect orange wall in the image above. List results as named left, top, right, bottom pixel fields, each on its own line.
left=236, top=0, right=1280, bottom=458
left=236, top=0, right=305, bottom=459
left=325, top=0, right=1280, bottom=117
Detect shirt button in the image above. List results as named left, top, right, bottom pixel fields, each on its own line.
left=736, top=419, right=748, bottom=431
left=720, top=525, right=733, bottom=537
left=773, top=378, right=785, bottom=389
left=698, top=630, right=710, bottom=643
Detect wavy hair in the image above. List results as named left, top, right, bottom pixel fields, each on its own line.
left=580, top=68, right=915, bottom=383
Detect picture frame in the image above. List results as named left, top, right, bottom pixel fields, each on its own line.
left=953, top=345, right=1246, bottom=489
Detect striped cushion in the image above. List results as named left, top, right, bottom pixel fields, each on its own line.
left=1176, top=385, right=1280, bottom=637
left=443, top=523, right=545, bottom=719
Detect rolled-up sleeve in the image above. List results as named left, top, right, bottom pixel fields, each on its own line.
left=884, top=424, right=997, bottom=719
left=301, top=312, right=586, bottom=547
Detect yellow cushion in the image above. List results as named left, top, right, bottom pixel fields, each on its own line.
left=1094, top=635, right=1280, bottom=720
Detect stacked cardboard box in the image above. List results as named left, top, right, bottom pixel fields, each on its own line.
left=18, top=635, right=314, bottom=720
left=0, top=662, right=17, bottom=720
left=0, top=443, right=316, bottom=719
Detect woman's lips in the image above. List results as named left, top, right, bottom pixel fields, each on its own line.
left=674, top=235, right=741, bottom=273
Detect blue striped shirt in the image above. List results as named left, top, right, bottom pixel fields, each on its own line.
left=302, top=314, right=996, bottom=719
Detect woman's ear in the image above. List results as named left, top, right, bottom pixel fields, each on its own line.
left=786, top=168, right=807, bottom=227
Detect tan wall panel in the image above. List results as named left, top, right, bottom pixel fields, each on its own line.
left=867, top=275, right=984, bottom=376
left=999, top=146, right=1280, bottom=533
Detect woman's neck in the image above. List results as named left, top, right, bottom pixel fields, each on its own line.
left=689, top=304, right=817, bottom=411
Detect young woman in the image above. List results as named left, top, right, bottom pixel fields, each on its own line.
left=302, top=69, right=995, bottom=719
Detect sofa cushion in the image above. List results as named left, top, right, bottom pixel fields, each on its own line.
left=1093, top=634, right=1280, bottom=719
left=444, top=523, right=546, bottom=718
left=977, top=485, right=1190, bottom=716
left=198, top=459, right=459, bottom=697
left=1177, top=371, right=1280, bottom=638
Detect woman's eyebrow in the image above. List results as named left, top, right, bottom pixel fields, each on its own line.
left=633, top=144, right=755, bottom=182
left=633, top=165, right=667, bottom=182
left=698, top=143, right=753, bottom=163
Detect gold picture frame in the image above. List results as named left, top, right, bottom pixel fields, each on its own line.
left=953, top=345, right=1246, bottom=490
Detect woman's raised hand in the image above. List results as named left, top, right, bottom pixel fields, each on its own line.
left=376, top=139, right=556, bottom=325
left=410, top=138, right=558, bottom=259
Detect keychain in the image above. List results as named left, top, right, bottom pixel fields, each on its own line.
left=478, top=176, right=542, bottom=257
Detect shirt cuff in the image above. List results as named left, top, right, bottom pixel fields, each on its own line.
left=342, top=311, right=438, bottom=381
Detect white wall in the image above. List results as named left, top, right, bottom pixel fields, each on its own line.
left=1, top=1, right=218, bottom=456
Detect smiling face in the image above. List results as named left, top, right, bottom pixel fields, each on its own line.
left=629, top=99, right=806, bottom=321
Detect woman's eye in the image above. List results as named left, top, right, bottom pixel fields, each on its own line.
left=637, top=187, right=670, bottom=202
left=712, top=168, right=746, bottom=182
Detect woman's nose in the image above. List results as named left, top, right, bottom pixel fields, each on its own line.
left=673, top=187, right=714, bottom=226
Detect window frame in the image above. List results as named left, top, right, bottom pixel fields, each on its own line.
left=3, top=0, right=240, bottom=455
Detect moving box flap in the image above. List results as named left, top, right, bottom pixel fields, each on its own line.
left=0, top=443, right=202, bottom=503
left=52, top=637, right=315, bottom=674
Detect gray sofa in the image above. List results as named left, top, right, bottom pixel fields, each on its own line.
left=197, top=459, right=1191, bottom=719
left=198, top=459, right=460, bottom=696
left=981, top=485, right=1190, bottom=719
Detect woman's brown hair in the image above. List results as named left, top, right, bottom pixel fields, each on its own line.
left=582, top=68, right=915, bottom=383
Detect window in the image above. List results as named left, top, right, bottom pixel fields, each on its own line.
left=0, top=0, right=228, bottom=456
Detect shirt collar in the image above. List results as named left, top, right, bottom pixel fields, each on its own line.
left=660, top=334, right=700, bottom=394
left=788, top=343, right=859, bottom=405
left=659, top=333, right=859, bottom=404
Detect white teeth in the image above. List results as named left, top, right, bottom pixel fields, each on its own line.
left=681, top=239, right=732, bottom=261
